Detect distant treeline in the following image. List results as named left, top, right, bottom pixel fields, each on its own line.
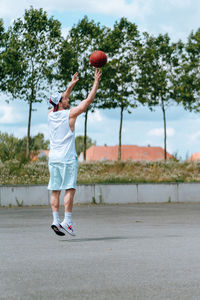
left=0, top=132, right=95, bottom=162
left=0, top=7, right=199, bottom=161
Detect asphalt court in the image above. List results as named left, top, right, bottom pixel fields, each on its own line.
left=0, top=203, right=200, bottom=300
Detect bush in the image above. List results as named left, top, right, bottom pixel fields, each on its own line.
left=1, top=160, right=200, bottom=185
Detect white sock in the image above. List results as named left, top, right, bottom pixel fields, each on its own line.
left=64, top=212, right=72, bottom=224
left=53, top=211, right=60, bottom=224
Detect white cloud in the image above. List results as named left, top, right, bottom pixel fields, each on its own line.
left=0, top=105, right=23, bottom=124
left=31, top=123, right=49, bottom=139
left=165, top=0, right=191, bottom=8
left=147, top=128, right=175, bottom=137
left=85, top=0, right=153, bottom=19
left=189, top=131, right=200, bottom=143
left=1, top=0, right=200, bottom=46
left=0, top=125, right=27, bottom=137
left=88, top=110, right=103, bottom=123
left=75, top=115, right=84, bottom=133
left=0, top=0, right=37, bottom=20
left=161, top=24, right=186, bottom=41
left=61, top=27, right=70, bottom=38
left=0, top=0, right=153, bottom=20
left=13, top=127, right=27, bottom=137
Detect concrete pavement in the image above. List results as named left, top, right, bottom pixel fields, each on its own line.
left=0, top=203, right=200, bottom=299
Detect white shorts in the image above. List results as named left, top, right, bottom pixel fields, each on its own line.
left=48, top=158, right=78, bottom=191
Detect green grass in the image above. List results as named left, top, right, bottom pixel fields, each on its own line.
left=1, top=159, right=200, bottom=185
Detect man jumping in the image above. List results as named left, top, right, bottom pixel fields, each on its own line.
left=48, top=69, right=102, bottom=236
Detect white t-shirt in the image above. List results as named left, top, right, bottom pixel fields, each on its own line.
left=48, top=109, right=77, bottom=163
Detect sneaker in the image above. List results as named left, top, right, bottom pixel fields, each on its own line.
left=51, top=222, right=65, bottom=236
left=61, top=221, right=76, bottom=236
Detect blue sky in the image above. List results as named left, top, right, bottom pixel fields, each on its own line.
left=1, top=0, right=200, bottom=159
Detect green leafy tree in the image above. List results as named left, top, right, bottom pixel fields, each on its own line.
left=174, top=28, right=200, bottom=112
left=0, top=19, right=5, bottom=90
left=75, top=135, right=96, bottom=157
left=0, top=19, right=4, bottom=47
left=20, top=133, right=49, bottom=151
left=57, top=39, right=79, bottom=91
left=0, top=132, right=21, bottom=162
left=136, top=33, right=182, bottom=160
left=0, top=132, right=49, bottom=162
left=65, top=16, right=107, bottom=160
left=102, top=18, right=140, bottom=160
left=31, top=133, right=49, bottom=151
left=4, top=7, right=62, bottom=159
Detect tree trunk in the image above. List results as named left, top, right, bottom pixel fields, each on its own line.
left=26, top=100, right=32, bottom=160
left=118, top=105, right=124, bottom=161
left=83, top=109, right=88, bottom=161
left=161, top=100, right=167, bottom=161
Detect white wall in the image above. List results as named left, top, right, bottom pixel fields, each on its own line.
left=0, top=183, right=200, bottom=206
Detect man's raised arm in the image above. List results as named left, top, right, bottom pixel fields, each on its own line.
left=70, top=69, right=102, bottom=119
left=62, top=72, right=79, bottom=99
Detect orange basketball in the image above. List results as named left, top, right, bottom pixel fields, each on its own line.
left=90, top=50, right=107, bottom=68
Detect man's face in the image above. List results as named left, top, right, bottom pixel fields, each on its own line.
left=61, top=96, right=70, bottom=109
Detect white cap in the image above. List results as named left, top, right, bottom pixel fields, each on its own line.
left=50, top=92, right=62, bottom=105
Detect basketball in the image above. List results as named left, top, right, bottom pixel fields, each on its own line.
left=90, top=50, right=107, bottom=68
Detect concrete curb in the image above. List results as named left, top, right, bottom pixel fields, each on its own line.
left=0, top=183, right=200, bottom=206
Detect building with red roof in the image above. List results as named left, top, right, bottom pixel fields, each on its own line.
left=189, top=153, right=200, bottom=161
left=79, top=145, right=173, bottom=161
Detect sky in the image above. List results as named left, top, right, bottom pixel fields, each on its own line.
left=1, top=0, right=200, bottom=160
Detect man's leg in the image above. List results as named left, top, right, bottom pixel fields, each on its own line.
left=50, top=190, right=61, bottom=212
left=61, top=189, right=76, bottom=236
left=50, top=190, right=65, bottom=236
left=63, top=188, right=76, bottom=212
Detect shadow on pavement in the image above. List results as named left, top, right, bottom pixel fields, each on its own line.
left=59, top=236, right=129, bottom=242
left=58, top=234, right=183, bottom=242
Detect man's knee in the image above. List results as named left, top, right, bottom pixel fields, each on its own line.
left=52, top=190, right=61, bottom=197
left=50, top=191, right=60, bottom=207
left=65, top=188, right=76, bottom=196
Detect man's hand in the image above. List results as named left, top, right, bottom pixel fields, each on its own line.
left=71, top=72, right=79, bottom=85
left=94, top=68, right=102, bottom=82
left=64, top=72, right=79, bottom=99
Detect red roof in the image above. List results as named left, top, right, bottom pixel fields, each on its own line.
left=86, top=145, right=173, bottom=161
left=189, top=153, right=200, bottom=161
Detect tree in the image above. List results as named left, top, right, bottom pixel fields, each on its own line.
left=4, top=7, right=62, bottom=159
left=0, top=132, right=20, bottom=162
left=30, top=133, right=49, bottom=151
left=174, top=28, right=200, bottom=112
left=0, top=19, right=18, bottom=93
left=102, top=18, right=140, bottom=160
left=136, top=33, right=182, bottom=160
left=0, top=19, right=4, bottom=47
left=0, top=19, right=5, bottom=90
left=57, top=39, right=79, bottom=89
left=0, top=132, right=49, bottom=162
left=65, top=16, right=107, bottom=161
left=75, top=135, right=96, bottom=157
